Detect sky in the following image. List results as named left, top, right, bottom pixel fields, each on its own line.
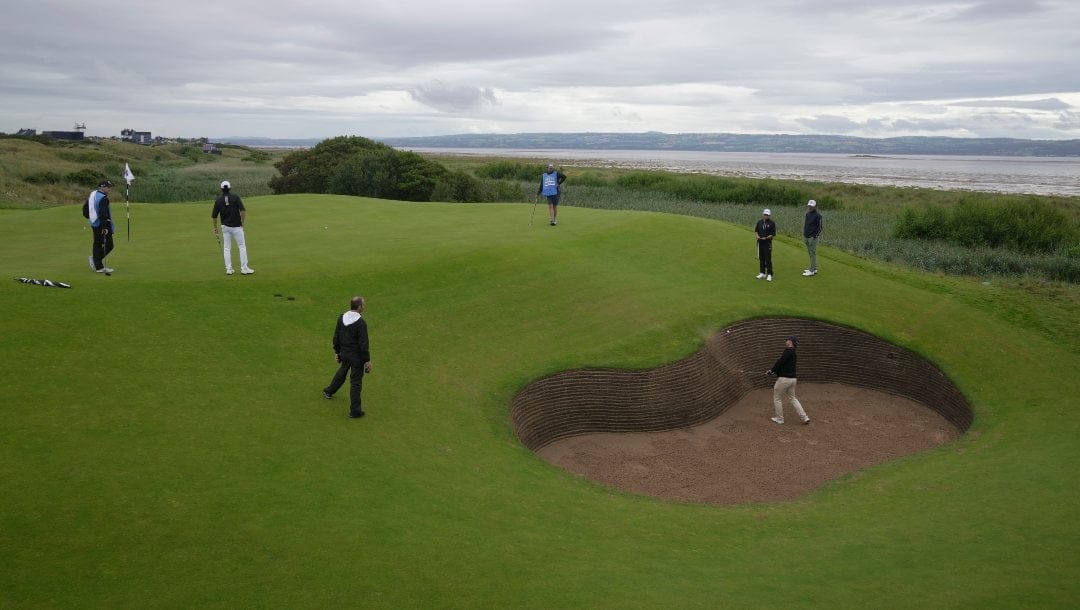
left=3, top=0, right=1079, bottom=140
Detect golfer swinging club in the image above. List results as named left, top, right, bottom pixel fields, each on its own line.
left=535, top=164, right=567, bottom=226
left=766, top=335, right=810, bottom=425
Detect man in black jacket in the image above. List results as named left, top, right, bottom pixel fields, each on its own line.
left=766, top=336, right=810, bottom=425
left=802, top=199, right=823, bottom=276
left=211, top=180, right=255, bottom=276
left=322, top=296, right=373, bottom=418
left=754, top=208, right=776, bottom=281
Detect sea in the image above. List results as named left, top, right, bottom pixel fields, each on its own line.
left=407, top=147, right=1080, bottom=197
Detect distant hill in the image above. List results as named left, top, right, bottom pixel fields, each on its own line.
left=373, top=132, right=1080, bottom=157
left=217, top=137, right=322, bottom=148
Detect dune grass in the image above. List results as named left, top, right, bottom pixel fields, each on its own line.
left=1, top=196, right=1078, bottom=607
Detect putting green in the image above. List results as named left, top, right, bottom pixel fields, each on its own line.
left=0, top=195, right=1077, bottom=607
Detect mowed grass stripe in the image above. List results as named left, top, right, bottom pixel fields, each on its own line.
left=0, top=195, right=1077, bottom=607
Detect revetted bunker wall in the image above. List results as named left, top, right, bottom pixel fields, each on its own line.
left=511, top=318, right=973, bottom=451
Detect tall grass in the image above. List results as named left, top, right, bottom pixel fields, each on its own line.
left=513, top=181, right=1080, bottom=283
left=0, top=137, right=286, bottom=208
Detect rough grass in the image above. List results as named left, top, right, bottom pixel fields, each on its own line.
left=0, top=137, right=285, bottom=208
left=1, top=196, right=1078, bottom=607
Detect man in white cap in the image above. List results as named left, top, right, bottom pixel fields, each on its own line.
left=535, top=163, right=567, bottom=226
left=754, top=208, right=776, bottom=281
left=211, top=180, right=255, bottom=275
left=802, top=199, right=823, bottom=276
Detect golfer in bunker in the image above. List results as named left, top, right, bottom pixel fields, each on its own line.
left=766, top=335, right=810, bottom=425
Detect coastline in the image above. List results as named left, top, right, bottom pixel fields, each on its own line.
left=406, top=147, right=1080, bottom=197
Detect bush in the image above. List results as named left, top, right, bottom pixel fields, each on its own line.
left=609, top=171, right=823, bottom=208
left=894, top=197, right=1080, bottom=254
left=23, top=171, right=63, bottom=185
left=272, top=136, right=394, bottom=195
left=65, top=168, right=106, bottom=186
left=431, top=170, right=484, bottom=203
left=475, top=161, right=545, bottom=182
left=273, top=136, right=503, bottom=203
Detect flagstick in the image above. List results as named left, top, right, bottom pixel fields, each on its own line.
left=123, top=161, right=134, bottom=242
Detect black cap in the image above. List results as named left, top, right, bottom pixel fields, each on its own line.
left=787, top=335, right=799, bottom=346
left=98, top=179, right=113, bottom=187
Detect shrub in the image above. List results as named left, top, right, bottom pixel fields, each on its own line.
left=23, top=171, right=63, bottom=185
left=609, top=171, right=821, bottom=208
left=272, top=136, right=501, bottom=203
left=431, top=170, right=484, bottom=203
left=894, top=198, right=1080, bottom=254
left=65, top=168, right=106, bottom=186
left=272, top=136, right=393, bottom=195
left=475, top=161, right=544, bottom=182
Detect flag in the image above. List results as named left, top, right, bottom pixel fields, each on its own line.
left=123, top=163, right=135, bottom=186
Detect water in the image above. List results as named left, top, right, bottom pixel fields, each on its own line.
left=409, top=147, right=1080, bottom=197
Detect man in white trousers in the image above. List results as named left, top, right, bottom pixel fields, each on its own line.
left=211, top=180, right=255, bottom=276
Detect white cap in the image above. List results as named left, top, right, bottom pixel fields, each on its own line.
left=221, top=180, right=231, bottom=189
left=807, top=199, right=816, bottom=207
left=763, top=208, right=771, bottom=215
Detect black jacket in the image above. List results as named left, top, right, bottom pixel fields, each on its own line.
left=212, top=193, right=246, bottom=227
left=332, top=311, right=370, bottom=362
left=755, top=219, right=776, bottom=242
left=804, top=209, right=822, bottom=238
left=769, top=347, right=797, bottom=378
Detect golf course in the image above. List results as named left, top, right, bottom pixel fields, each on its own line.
left=2, top=194, right=1078, bottom=607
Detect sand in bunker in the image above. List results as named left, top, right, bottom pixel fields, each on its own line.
left=538, top=383, right=960, bottom=505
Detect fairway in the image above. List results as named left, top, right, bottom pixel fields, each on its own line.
left=1, top=195, right=1078, bottom=607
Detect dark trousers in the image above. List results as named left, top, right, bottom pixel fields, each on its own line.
left=92, top=228, right=114, bottom=269
left=325, top=355, right=365, bottom=416
left=758, top=241, right=773, bottom=274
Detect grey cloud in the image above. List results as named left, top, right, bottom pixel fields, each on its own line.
left=2, top=0, right=1079, bottom=138
left=796, top=115, right=861, bottom=134
left=943, top=0, right=1052, bottom=21
left=409, top=82, right=498, bottom=113
left=881, top=118, right=959, bottom=133
left=1053, top=112, right=1080, bottom=131
left=950, top=98, right=1072, bottom=111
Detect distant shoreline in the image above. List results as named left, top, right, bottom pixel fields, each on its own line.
left=221, top=132, right=1080, bottom=157
left=408, top=147, right=1080, bottom=197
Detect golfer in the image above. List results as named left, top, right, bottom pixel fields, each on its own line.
left=766, top=336, right=810, bottom=425
left=323, top=296, right=373, bottom=419
left=802, top=199, right=823, bottom=276
left=86, top=179, right=116, bottom=275
left=211, top=180, right=255, bottom=275
left=535, top=163, right=567, bottom=226
left=754, top=208, right=776, bottom=281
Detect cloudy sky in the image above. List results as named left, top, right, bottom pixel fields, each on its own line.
left=3, top=0, right=1079, bottom=140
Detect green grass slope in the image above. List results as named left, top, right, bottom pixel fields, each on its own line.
left=1, top=196, right=1078, bottom=607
